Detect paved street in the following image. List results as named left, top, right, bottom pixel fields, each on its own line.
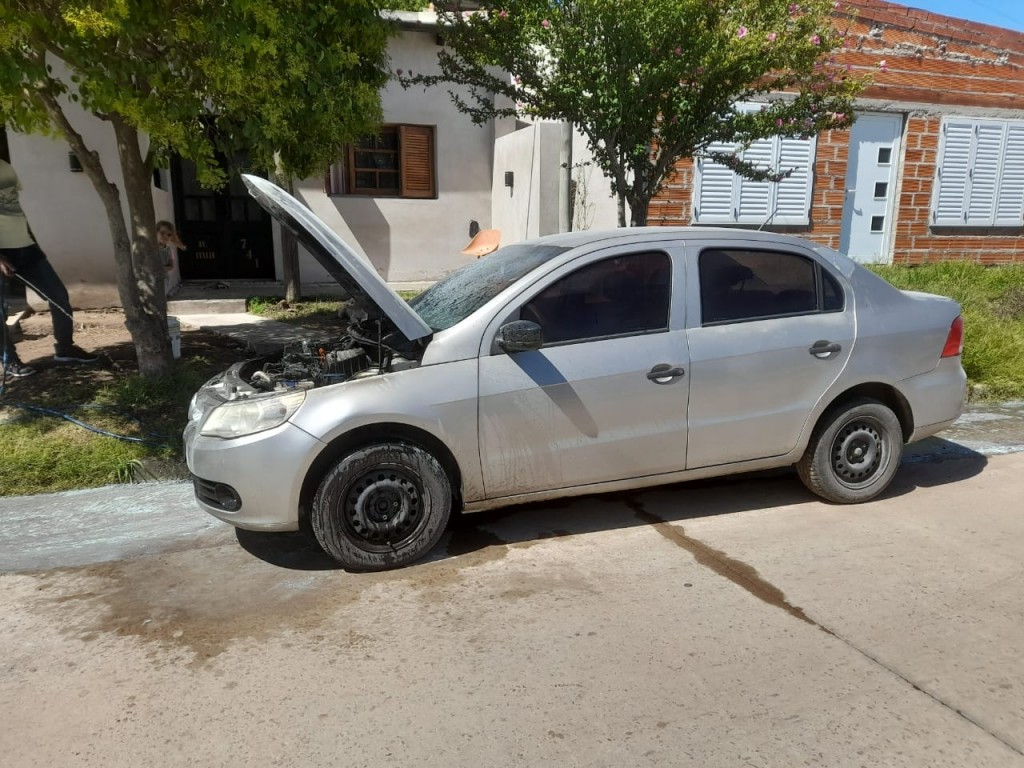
left=2, top=448, right=1023, bottom=767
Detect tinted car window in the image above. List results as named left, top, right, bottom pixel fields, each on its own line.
left=410, top=243, right=569, bottom=331
left=700, top=248, right=838, bottom=324
left=822, top=269, right=844, bottom=311
left=521, top=251, right=671, bottom=344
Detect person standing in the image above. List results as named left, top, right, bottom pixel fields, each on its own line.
left=0, top=157, right=96, bottom=378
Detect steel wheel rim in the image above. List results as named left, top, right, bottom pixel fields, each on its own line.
left=342, top=465, right=425, bottom=550
left=830, top=417, right=887, bottom=488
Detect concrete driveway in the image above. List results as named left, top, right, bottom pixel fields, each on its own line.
left=2, top=450, right=1023, bottom=767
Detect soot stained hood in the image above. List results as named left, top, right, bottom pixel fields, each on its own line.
left=242, top=175, right=432, bottom=346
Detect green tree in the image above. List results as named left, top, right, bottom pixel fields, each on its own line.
left=408, top=0, right=866, bottom=226
left=0, top=1, right=399, bottom=376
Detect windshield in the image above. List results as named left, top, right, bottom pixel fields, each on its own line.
left=409, top=243, right=569, bottom=331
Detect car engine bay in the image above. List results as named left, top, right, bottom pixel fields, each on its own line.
left=247, top=338, right=373, bottom=392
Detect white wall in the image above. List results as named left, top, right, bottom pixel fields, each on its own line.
left=8, top=61, right=176, bottom=309
left=491, top=122, right=564, bottom=243
left=570, top=130, right=625, bottom=231
left=295, top=26, right=496, bottom=286
left=492, top=122, right=628, bottom=246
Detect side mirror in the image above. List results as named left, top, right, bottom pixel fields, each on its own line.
left=497, top=320, right=544, bottom=353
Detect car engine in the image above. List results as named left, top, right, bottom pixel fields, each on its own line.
left=246, top=338, right=374, bottom=392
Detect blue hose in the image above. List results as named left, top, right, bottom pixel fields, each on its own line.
left=0, top=401, right=174, bottom=449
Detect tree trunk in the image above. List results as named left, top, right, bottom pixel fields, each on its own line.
left=629, top=196, right=650, bottom=227
left=38, top=92, right=171, bottom=376
left=281, top=216, right=301, bottom=303
left=111, top=118, right=173, bottom=377
left=616, top=193, right=627, bottom=228
left=273, top=164, right=301, bottom=303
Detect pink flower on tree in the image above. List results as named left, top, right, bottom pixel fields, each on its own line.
left=675, top=46, right=683, bottom=55
left=879, top=59, right=888, bottom=72
left=498, top=10, right=508, bottom=19
left=541, top=19, right=550, bottom=28
left=767, top=32, right=777, bottom=42
left=811, top=34, right=821, bottom=45
left=737, top=26, right=748, bottom=39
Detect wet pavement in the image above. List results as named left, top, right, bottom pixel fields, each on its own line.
left=905, top=400, right=1024, bottom=461
left=0, top=398, right=1022, bottom=574
left=3, top=453, right=1023, bottom=767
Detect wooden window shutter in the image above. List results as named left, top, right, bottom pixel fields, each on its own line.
left=399, top=125, right=436, bottom=199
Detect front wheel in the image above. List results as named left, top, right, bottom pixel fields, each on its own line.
left=797, top=399, right=903, bottom=504
left=312, top=443, right=452, bottom=571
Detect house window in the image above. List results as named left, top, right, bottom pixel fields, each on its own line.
left=693, top=112, right=816, bottom=227
left=932, top=117, right=1024, bottom=227
left=326, top=124, right=436, bottom=199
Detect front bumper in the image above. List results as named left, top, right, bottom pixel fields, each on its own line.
left=184, top=418, right=323, bottom=531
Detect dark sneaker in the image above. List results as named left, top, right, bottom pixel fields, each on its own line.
left=3, top=360, right=36, bottom=378
left=54, top=344, right=98, bottom=363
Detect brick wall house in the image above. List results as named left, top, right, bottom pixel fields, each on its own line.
left=649, top=0, right=1024, bottom=265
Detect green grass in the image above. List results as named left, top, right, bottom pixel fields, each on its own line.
left=869, top=263, right=1024, bottom=401
left=0, top=358, right=220, bottom=497
left=247, top=292, right=422, bottom=333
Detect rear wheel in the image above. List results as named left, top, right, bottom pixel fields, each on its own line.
left=797, top=399, right=903, bottom=504
left=312, top=443, right=452, bottom=571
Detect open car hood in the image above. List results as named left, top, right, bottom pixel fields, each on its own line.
left=242, top=175, right=433, bottom=347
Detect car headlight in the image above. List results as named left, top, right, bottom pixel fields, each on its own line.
left=199, top=391, right=306, bottom=439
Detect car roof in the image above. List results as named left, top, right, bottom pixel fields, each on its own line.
left=518, top=227, right=856, bottom=276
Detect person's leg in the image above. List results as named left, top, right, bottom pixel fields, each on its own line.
left=13, top=243, right=78, bottom=354
left=0, top=270, right=17, bottom=362
left=0, top=264, right=35, bottom=376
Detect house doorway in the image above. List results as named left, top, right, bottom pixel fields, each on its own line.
left=839, top=113, right=904, bottom=263
left=171, top=156, right=275, bottom=280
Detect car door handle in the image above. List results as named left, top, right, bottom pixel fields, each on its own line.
left=809, top=340, right=841, bottom=357
left=647, top=364, right=685, bottom=383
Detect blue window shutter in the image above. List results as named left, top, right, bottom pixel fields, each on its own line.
left=694, top=141, right=738, bottom=223
left=933, top=120, right=972, bottom=225
left=735, top=138, right=774, bottom=224
left=995, top=123, right=1024, bottom=226
left=693, top=101, right=816, bottom=227
left=965, top=122, right=1003, bottom=225
left=773, top=135, right=816, bottom=225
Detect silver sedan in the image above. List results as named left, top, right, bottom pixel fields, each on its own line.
left=184, top=176, right=966, bottom=570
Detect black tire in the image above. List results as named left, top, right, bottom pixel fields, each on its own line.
left=311, top=443, right=452, bottom=571
left=797, top=398, right=903, bottom=504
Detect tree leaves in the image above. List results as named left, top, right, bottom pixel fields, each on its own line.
left=409, top=0, right=865, bottom=225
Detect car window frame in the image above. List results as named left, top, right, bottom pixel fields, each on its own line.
left=697, top=246, right=847, bottom=328
left=512, top=250, right=674, bottom=348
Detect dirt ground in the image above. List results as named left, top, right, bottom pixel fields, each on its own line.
left=4, top=307, right=248, bottom=397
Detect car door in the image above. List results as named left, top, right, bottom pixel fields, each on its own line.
left=477, top=247, right=689, bottom=499
left=684, top=242, right=855, bottom=469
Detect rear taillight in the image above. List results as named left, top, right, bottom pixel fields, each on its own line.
left=941, top=315, right=964, bottom=358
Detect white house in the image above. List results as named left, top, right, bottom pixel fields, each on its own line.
left=4, top=9, right=608, bottom=308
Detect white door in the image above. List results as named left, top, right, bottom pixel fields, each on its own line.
left=839, top=113, right=903, bottom=263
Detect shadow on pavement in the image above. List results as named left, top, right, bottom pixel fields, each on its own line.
left=235, top=440, right=989, bottom=571
left=235, top=529, right=343, bottom=571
